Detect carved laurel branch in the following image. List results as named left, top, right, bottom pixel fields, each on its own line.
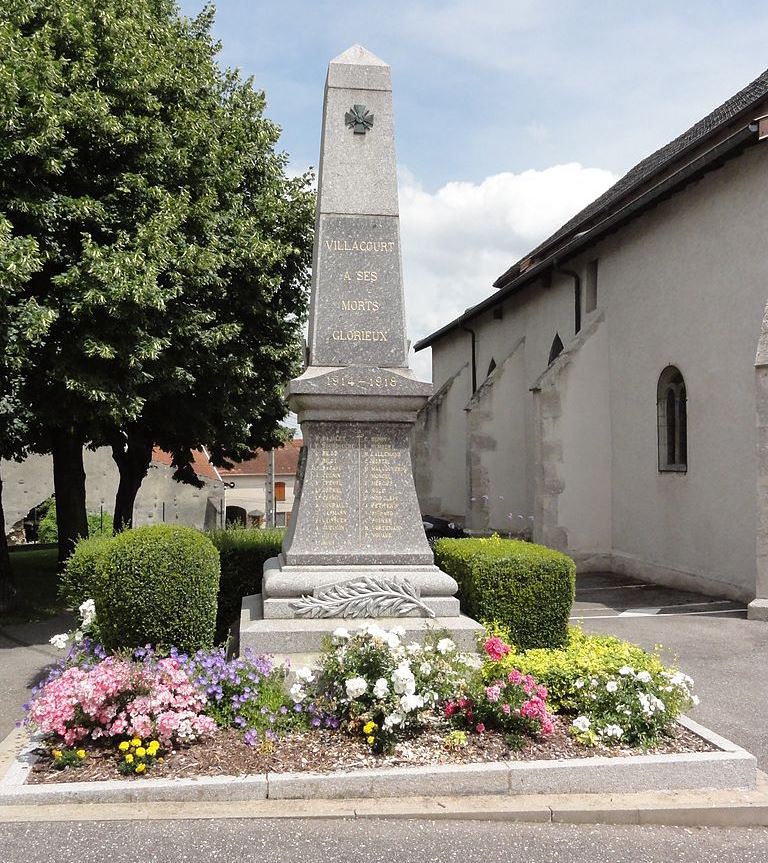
left=290, top=576, right=436, bottom=619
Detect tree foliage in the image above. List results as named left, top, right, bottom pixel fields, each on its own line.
left=0, top=0, right=314, bottom=550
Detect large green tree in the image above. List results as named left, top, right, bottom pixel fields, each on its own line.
left=0, top=1, right=313, bottom=553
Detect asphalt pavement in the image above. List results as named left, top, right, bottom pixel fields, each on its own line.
left=1, top=816, right=768, bottom=863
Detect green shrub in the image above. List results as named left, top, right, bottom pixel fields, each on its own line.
left=481, top=626, right=696, bottom=746
left=488, top=625, right=667, bottom=711
left=434, top=535, right=575, bottom=650
left=207, top=528, right=283, bottom=642
left=37, top=499, right=113, bottom=543
left=96, top=525, right=220, bottom=653
left=58, top=534, right=113, bottom=610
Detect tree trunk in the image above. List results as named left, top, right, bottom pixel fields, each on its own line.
left=51, top=429, right=89, bottom=566
left=111, top=429, right=154, bottom=532
left=0, top=473, right=18, bottom=614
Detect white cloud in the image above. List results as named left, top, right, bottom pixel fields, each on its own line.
left=399, top=162, right=617, bottom=380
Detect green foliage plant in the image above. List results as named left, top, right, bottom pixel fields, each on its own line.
left=434, top=536, right=575, bottom=650
left=37, top=499, right=112, bottom=544
left=96, top=525, right=220, bottom=653
left=58, top=533, right=113, bottom=610
left=207, top=527, right=283, bottom=642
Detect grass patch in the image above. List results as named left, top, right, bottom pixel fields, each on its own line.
left=4, top=547, right=64, bottom=622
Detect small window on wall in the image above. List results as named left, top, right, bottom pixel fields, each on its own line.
left=548, top=333, right=564, bottom=365
left=275, top=511, right=287, bottom=527
left=585, top=259, right=598, bottom=313
left=657, top=366, right=687, bottom=471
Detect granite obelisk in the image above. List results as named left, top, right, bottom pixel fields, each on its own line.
left=239, top=46, right=482, bottom=654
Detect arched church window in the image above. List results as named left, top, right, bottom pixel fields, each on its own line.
left=657, top=366, right=687, bottom=471
left=548, top=333, right=564, bottom=365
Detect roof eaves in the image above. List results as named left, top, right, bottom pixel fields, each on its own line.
left=414, top=122, right=759, bottom=352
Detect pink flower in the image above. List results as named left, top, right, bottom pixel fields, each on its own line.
left=475, top=723, right=486, bottom=734
left=484, top=684, right=502, bottom=703
left=444, top=702, right=456, bottom=717
left=483, top=637, right=511, bottom=662
left=507, top=669, right=523, bottom=686
left=501, top=703, right=511, bottom=715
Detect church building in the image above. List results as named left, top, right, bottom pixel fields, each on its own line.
left=413, top=69, right=768, bottom=619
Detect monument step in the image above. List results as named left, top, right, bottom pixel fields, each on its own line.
left=239, top=594, right=485, bottom=655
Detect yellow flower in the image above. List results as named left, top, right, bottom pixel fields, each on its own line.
left=135, top=763, right=146, bottom=774
left=362, top=721, right=377, bottom=735
left=130, top=738, right=141, bottom=748
left=135, top=747, right=146, bottom=758
left=76, top=749, right=86, bottom=759
left=51, top=749, right=62, bottom=760
left=148, top=740, right=159, bottom=749
left=367, top=736, right=375, bottom=745
left=118, top=741, right=130, bottom=752
left=147, top=742, right=159, bottom=755
left=125, top=754, right=134, bottom=764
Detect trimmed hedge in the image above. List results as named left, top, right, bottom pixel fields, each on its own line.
left=97, top=525, right=220, bottom=653
left=434, top=536, right=575, bottom=650
left=59, top=534, right=113, bottom=610
left=207, top=528, right=283, bottom=642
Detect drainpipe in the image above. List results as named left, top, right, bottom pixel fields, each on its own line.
left=460, top=322, right=477, bottom=394
left=554, top=261, right=582, bottom=335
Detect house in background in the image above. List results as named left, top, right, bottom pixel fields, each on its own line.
left=2, top=447, right=224, bottom=539
left=220, top=439, right=303, bottom=528
left=413, top=68, right=768, bottom=618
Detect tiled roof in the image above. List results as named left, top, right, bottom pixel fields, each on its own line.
left=494, top=67, right=768, bottom=288
left=218, top=439, right=303, bottom=477
left=152, top=448, right=220, bottom=482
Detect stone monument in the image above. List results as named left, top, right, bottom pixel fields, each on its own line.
left=239, top=45, right=482, bottom=654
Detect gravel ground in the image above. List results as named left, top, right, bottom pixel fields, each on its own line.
left=27, top=717, right=713, bottom=784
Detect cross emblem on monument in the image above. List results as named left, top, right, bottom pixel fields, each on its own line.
left=345, top=104, right=374, bottom=134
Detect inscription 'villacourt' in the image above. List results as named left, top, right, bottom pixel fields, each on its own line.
left=325, top=239, right=396, bottom=253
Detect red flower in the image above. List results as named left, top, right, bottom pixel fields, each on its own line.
left=475, top=723, right=486, bottom=734
left=483, top=637, right=511, bottom=662
left=444, top=702, right=455, bottom=718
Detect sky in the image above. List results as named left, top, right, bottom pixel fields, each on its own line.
left=179, top=0, right=768, bottom=380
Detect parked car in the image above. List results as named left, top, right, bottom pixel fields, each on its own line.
left=421, top=514, right=465, bottom=540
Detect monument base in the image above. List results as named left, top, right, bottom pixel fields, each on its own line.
left=239, top=593, right=485, bottom=656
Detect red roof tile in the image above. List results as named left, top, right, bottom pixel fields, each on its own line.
left=218, top=439, right=303, bottom=477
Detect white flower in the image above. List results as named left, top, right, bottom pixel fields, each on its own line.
left=606, top=680, right=618, bottom=693
left=391, top=625, right=406, bottom=638
left=295, top=667, right=315, bottom=683
left=406, top=643, right=423, bottom=656
left=385, top=632, right=401, bottom=650
left=618, top=666, right=634, bottom=676
left=436, top=638, right=456, bottom=655
left=670, top=671, right=693, bottom=688
left=691, top=694, right=700, bottom=706
left=383, top=712, right=403, bottom=729
left=601, top=724, right=624, bottom=739
left=419, top=661, right=433, bottom=676
left=345, top=677, right=368, bottom=699
left=373, top=678, right=389, bottom=699
left=399, top=693, right=424, bottom=713
left=49, top=633, right=69, bottom=650
left=392, top=662, right=415, bottom=695
left=572, top=715, right=591, bottom=733
left=459, top=654, right=482, bottom=669
left=332, top=627, right=350, bottom=642
left=289, top=683, right=306, bottom=703
left=635, top=670, right=652, bottom=683
left=364, top=624, right=388, bottom=641
left=78, top=598, right=96, bottom=627
left=73, top=630, right=84, bottom=644
left=589, top=677, right=599, bottom=688
left=574, top=678, right=585, bottom=689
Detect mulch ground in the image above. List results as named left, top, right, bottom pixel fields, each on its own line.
left=26, top=716, right=715, bottom=784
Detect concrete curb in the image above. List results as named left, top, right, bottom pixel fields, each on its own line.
left=0, top=715, right=757, bottom=813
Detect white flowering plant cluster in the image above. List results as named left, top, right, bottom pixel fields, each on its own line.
left=568, top=666, right=698, bottom=747
left=49, top=599, right=99, bottom=652
left=314, top=624, right=482, bottom=753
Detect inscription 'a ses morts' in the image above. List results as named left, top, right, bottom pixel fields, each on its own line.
left=309, top=214, right=407, bottom=367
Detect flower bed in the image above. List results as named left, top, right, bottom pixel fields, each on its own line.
left=21, top=614, right=706, bottom=785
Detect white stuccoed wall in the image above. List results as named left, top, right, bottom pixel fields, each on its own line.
left=416, top=138, right=768, bottom=601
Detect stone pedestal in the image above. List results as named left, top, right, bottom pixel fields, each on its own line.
left=239, top=46, right=482, bottom=656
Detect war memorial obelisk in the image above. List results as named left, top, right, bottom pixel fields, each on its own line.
left=239, top=45, right=482, bottom=654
